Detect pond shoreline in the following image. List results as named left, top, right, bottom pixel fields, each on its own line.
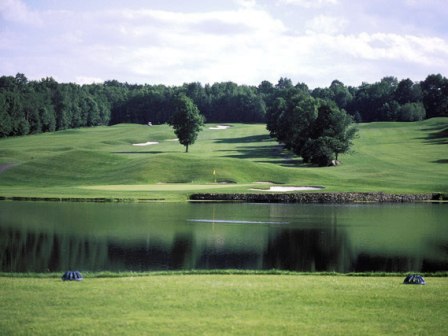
left=190, top=192, right=446, bottom=203
left=0, top=196, right=165, bottom=202
left=2, top=270, right=447, bottom=278
left=0, top=192, right=446, bottom=203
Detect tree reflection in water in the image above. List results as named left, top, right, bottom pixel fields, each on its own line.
left=1, top=225, right=447, bottom=273
left=1, top=201, right=447, bottom=273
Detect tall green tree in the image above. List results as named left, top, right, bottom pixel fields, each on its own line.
left=397, top=102, right=426, bottom=121
left=267, top=93, right=357, bottom=166
left=306, top=102, right=358, bottom=165
left=394, top=78, right=422, bottom=104
left=421, top=74, right=448, bottom=118
left=168, top=94, right=205, bottom=153
left=329, top=80, right=353, bottom=110
left=0, top=94, right=12, bottom=137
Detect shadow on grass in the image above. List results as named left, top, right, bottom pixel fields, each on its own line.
left=113, top=151, right=166, bottom=154
left=421, top=124, right=448, bottom=144
left=214, top=134, right=272, bottom=144
left=216, top=145, right=309, bottom=167
left=432, top=159, right=448, bottom=164
left=264, top=158, right=307, bottom=167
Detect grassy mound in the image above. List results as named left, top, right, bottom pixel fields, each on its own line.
left=0, top=119, right=447, bottom=200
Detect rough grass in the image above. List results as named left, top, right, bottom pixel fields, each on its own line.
left=0, top=275, right=446, bottom=335
left=0, top=119, right=447, bottom=200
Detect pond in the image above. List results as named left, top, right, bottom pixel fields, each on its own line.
left=0, top=201, right=447, bottom=273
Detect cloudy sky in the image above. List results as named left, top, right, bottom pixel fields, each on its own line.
left=1, top=0, right=447, bottom=87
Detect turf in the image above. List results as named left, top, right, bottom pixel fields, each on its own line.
left=0, top=275, right=446, bottom=335
left=1, top=121, right=447, bottom=335
left=0, top=119, right=447, bottom=200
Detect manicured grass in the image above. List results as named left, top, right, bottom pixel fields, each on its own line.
left=1, top=121, right=447, bottom=334
left=0, top=119, right=447, bottom=200
left=0, top=275, right=446, bottom=335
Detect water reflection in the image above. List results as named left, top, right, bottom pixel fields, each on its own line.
left=263, top=228, right=352, bottom=272
left=0, top=201, right=447, bottom=273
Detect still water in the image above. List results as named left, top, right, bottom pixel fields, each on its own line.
left=0, top=201, right=447, bottom=273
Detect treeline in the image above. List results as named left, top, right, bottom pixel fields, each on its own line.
left=1, top=73, right=447, bottom=137
left=0, top=74, right=111, bottom=137
left=109, top=81, right=266, bottom=125
left=325, top=75, right=448, bottom=122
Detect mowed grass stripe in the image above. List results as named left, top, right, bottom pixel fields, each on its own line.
left=0, top=118, right=447, bottom=199
left=0, top=275, right=446, bottom=335
left=82, top=183, right=254, bottom=191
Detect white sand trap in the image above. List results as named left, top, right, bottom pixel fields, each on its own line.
left=209, top=125, right=230, bottom=130
left=250, top=186, right=324, bottom=192
left=166, top=138, right=179, bottom=142
left=132, top=141, right=159, bottom=146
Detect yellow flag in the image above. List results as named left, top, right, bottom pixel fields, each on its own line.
left=213, top=169, right=216, bottom=175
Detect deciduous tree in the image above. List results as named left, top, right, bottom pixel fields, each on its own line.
left=168, top=94, right=205, bottom=153
left=421, top=74, right=448, bottom=118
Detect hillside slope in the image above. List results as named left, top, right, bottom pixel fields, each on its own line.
left=0, top=119, right=447, bottom=200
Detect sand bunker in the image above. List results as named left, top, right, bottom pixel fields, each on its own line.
left=132, top=141, right=159, bottom=146
left=209, top=125, right=230, bottom=130
left=250, top=186, right=324, bottom=192
left=166, top=138, right=179, bottom=142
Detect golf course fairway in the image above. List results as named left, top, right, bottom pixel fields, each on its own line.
left=0, top=118, right=447, bottom=201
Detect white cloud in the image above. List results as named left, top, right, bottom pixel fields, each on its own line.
left=96, top=7, right=446, bottom=85
left=287, top=32, right=448, bottom=86
left=109, top=8, right=286, bottom=35
left=305, top=15, right=347, bottom=35
left=234, top=0, right=257, bottom=8
left=75, top=76, right=104, bottom=85
left=80, top=7, right=289, bottom=83
left=0, top=0, right=42, bottom=25
left=342, top=33, right=448, bottom=65
left=1, top=0, right=447, bottom=88
left=279, top=0, right=338, bottom=8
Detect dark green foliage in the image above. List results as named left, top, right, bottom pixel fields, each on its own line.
left=301, top=137, right=335, bottom=166
left=347, top=77, right=399, bottom=122
left=108, top=81, right=266, bottom=125
left=394, top=78, right=422, bottom=104
left=109, top=85, right=175, bottom=125
left=168, top=95, right=205, bottom=152
left=0, top=74, right=110, bottom=137
left=0, top=113, right=12, bottom=137
left=267, top=93, right=357, bottom=166
left=345, top=75, right=447, bottom=122
left=421, top=74, right=448, bottom=118
left=312, top=103, right=357, bottom=160
left=398, top=102, right=426, bottom=121
left=330, top=80, right=353, bottom=110
left=312, top=80, right=353, bottom=111
left=1, top=72, right=448, bottom=139
left=198, top=82, right=266, bottom=123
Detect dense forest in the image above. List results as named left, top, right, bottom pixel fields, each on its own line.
left=0, top=73, right=447, bottom=138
